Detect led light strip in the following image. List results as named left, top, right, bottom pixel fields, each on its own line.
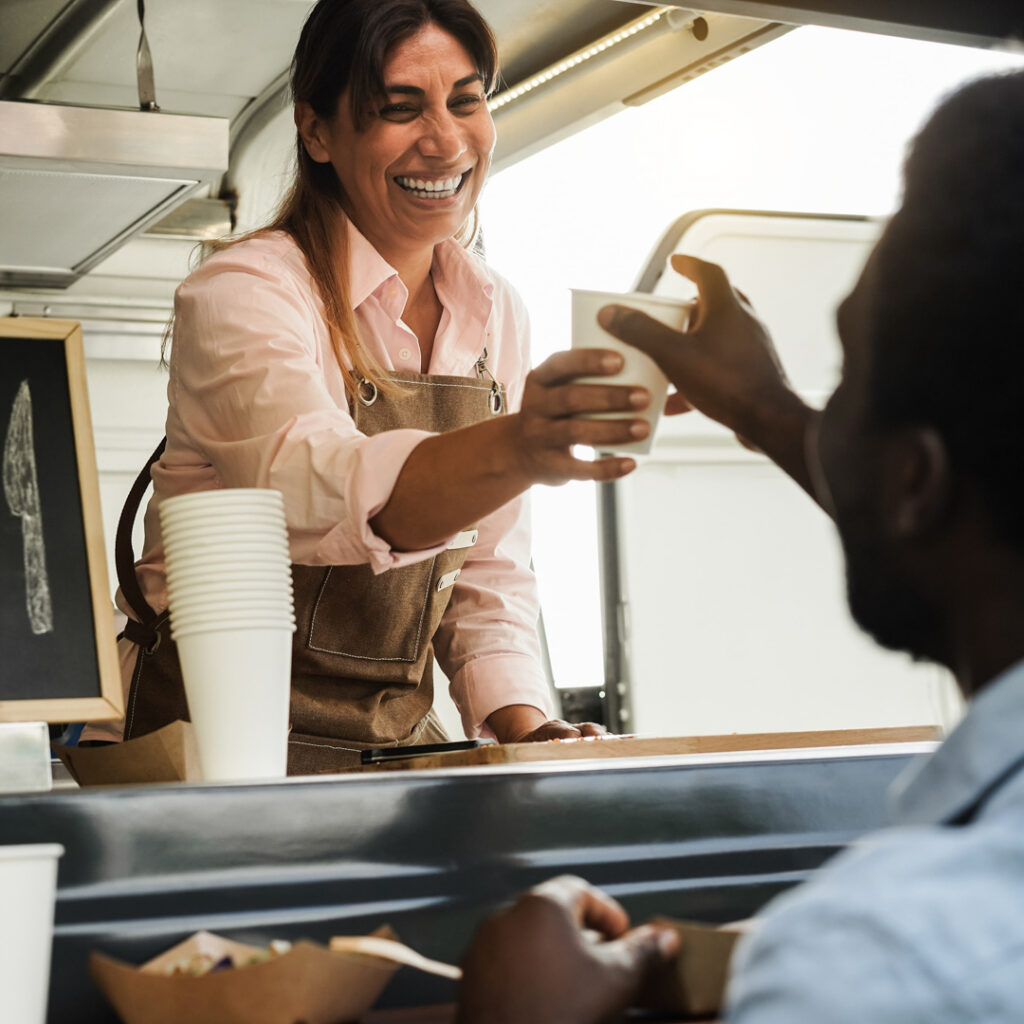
left=488, top=8, right=671, bottom=113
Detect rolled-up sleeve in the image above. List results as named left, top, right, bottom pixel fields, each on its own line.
left=431, top=285, right=554, bottom=736
left=170, top=253, right=448, bottom=572
left=434, top=488, right=554, bottom=737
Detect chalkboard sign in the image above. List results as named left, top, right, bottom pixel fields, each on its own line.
left=0, top=317, right=122, bottom=722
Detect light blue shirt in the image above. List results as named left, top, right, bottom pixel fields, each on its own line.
left=726, top=660, right=1024, bottom=1023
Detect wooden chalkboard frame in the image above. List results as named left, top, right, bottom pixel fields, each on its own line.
left=0, top=317, right=123, bottom=722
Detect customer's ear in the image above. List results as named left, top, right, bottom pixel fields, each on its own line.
left=885, top=427, right=951, bottom=539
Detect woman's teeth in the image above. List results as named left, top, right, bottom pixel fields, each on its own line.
left=395, top=173, right=466, bottom=199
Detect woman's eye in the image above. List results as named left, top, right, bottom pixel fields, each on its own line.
left=380, top=104, right=418, bottom=120
left=451, top=94, right=483, bottom=112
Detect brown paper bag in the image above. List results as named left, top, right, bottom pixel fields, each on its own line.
left=90, top=927, right=401, bottom=1024
left=54, top=720, right=200, bottom=785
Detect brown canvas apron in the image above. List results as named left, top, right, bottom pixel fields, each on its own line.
left=117, top=362, right=505, bottom=774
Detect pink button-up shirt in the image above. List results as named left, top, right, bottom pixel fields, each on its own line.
left=113, top=222, right=552, bottom=738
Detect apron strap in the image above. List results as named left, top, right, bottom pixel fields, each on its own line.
left=116, top=437, right=166, bottom=640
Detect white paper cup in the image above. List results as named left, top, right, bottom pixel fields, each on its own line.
left=163, top=549, right=291, bottom=569
left=167, top=592, right=294, bottom=613
left=159, top=509, right=288, bottom=532
left=0, top=843, right=64, bottom=1024
left=163, top=577, right=292, bottom=598
left=163, top=528, right=290, bottom=547
left=168, top=603, right=295, bottom=627
left=161, top=489, right=285, bottom=512
left=171, top=607, right=295, bottom=624
left=171, top=616, right=297, bottom=638
left=160, top=494, right=285, bottom=512
left=160, top=512, right=286, bottom=536
left=160, top=495, right=286, bottom=511
left=571, top=289, right=693, bottom=455
left=163, top=544, right=291, bottom=563
left=171, top=617, right=297, bottom=638
left=162, top=527, right=291, bottom=548
left=165, top=561, right=294, bottom=579
left=163, top=549, right=291, bottom=571
left=166, top=561, right=294, bottom=577
left=174, top=625, right=294, bottom=781
left=165, top=577, right=290, bottom=598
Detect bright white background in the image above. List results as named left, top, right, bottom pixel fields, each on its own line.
left=478, top=25, right=1024, bottom=697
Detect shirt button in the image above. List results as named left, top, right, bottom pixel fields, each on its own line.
left=399, top=347, right=412, bottom=361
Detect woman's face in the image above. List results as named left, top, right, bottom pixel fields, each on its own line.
left=307, top=23, right=495, bottom=259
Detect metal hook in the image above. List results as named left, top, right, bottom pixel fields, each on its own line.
left=475, top=349, right=503, bottom=414
left=475, top=348, right=496, bottom=384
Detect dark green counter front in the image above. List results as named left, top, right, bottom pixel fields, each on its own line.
left=0, top=746, right=927, bottom=1022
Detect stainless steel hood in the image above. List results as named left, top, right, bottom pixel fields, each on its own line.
left=0, top=100, right=228, bottom=289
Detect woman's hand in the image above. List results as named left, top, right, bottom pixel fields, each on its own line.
left=486, top=705, right=607, bottom=744
left=513, top=718, right=608, bottom=742
left=509, top=349, right=651, bottom=485
left=457, top=875, right=679, bottom=1024
left=373, top=349, right=649, bottom=552
left=597, top=254, right=817, bottom=496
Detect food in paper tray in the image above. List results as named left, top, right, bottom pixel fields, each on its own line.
left=90, top=926, right=450, bottom=1024
left=164, top=939, right=293, bottom=977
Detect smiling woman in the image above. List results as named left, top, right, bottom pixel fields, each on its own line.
left=294, top=23, right=496, bottom=372
left=103, top=0, right=651, bottom=770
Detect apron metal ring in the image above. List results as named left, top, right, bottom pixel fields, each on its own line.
left=144, top=630, right=162, bottom=655
left=489, top=385, right=503, bottom=415
left=357, top=378, right=378, bottom=407
left=358, top=378, right=378, bottom=405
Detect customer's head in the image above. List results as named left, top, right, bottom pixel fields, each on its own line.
left=816, top=69, right=1024, bottom=669
left=292, top=0, right=498, bottom=251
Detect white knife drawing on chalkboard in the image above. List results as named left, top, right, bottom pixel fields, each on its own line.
left=4, top=380, right=54, bottom=634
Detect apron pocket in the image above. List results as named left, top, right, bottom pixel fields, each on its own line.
left=303, top=558, right=437, bottom=663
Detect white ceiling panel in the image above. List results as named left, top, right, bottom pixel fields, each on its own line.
left=0, top=0, right=71, bottom=71
left=49, top=0, right=311, bottom=109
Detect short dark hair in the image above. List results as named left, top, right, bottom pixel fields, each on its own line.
left=868, top=69, right=1024, bottom=546
left=293, top=0, right=498, bottom=127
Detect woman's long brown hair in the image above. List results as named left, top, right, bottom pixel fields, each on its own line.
left=171, top=0, right=498, bottom=397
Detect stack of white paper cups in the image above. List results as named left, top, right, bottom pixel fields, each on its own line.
left=160, top=489, right=295, bottom=781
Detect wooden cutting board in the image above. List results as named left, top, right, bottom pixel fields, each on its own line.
left=362, top=725, right=940, bottom=772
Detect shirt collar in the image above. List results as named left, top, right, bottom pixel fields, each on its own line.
left=431, top=235, right=494, bottom=301
left=431, top=235, right=495, bottom=346
left=890, top=657, right=1024, bottom=825
left=344, top=219, right=494, bottom=313
left=345, top=218, right=401, bottom=310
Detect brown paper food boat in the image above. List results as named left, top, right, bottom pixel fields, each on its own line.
left=55, top=720, right=201, bottom=786
left=642, top=918, right=750, bottom=1019
left=90, top=927, right=409, bottom=1024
